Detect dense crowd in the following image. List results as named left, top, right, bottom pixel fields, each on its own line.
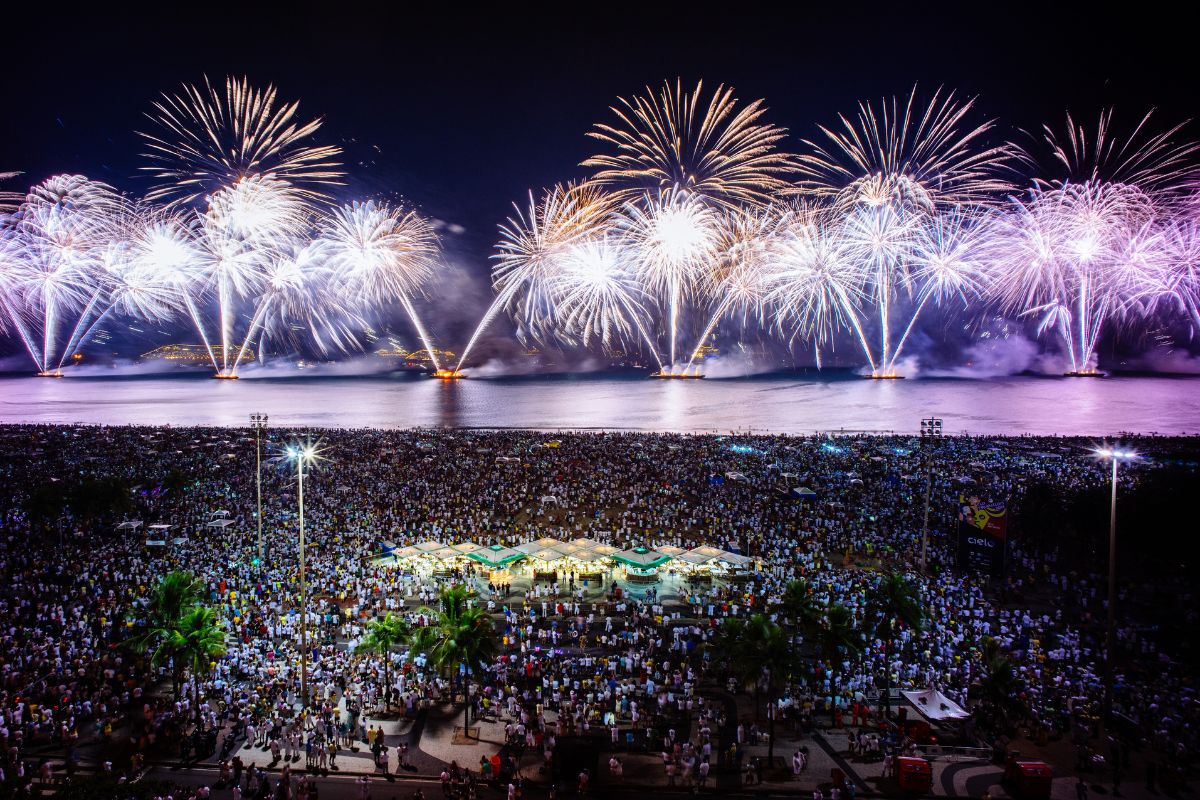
left=0, top=424, right=1196, bottom=799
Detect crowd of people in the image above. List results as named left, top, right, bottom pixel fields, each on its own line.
left=0, top=424, right=1196, bottom=798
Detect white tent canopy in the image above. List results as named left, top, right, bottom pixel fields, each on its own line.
left=902, top=689, right=970, bottom=721
left=515, top=537, right=565, bottom=555
left=719, top=552, right=753, bottom=567
left=116, top=520, right=143, bottom=531
left=675, top=549, right=719, bottom=565
left=211, top=509, right=229, bottom=517
left=206, top=518, right=235, bottom=528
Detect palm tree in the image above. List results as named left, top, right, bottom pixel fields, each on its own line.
left=971, top=637, right=1027, bottom=734
left=713, top=613, right=798, bottom=763
left=819, top=603, right=862, bottom=697
left=712, top=616, right=758, bottom=699
left=410, top=586, right=499, bottom=738
left=780, top=579, right=820, bottom=644
left=867, top=573, right=924, bottom=720
left=355, top=612, right=411, bottom=711
left=167, top=606, right=227, bottom=725
left=126, top=571, right=206, bottom=699
left=821, top=603, right=863, bottom=660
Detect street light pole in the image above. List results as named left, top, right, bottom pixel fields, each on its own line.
left=250, top=413, right=268, bottom=565
left=1096, top=446, right=1135, bottom=724
left=297, top=451, right=307, bottom=713
left=286, top=442, right=320, bottom=714
left=919, top=417, right=943, bottom=572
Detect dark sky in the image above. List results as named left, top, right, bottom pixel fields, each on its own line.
left=5, top=1, right=1194, bottom=275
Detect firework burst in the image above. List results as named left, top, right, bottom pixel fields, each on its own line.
left=618, top=188, right=720, bottom=367
left=765, top=206, right=872, bottom=368
left=140, top=75, right=344, bottom=206
left=988, top=182, right=1163, bottom=372
left=798, top=85, right=1013, bottom=213
left=1029, top=109, right=1200, bottom=194
left=320, top=200, right=441, bottom=368
left=456, top=183, right=616, bottom=369
left=552, top=236, right=656, bottom=356
left=584, top=79, right=797, bottom=209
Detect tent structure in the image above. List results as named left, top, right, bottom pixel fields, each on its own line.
left=210, top=509, right=229, bottom=517
left=452, top=542, right=485, bottom=556
left=413, top=540, right=446, bottom=553
left=466, top=545, right=527, bottom=569
left=901, top=689, right=970, bottom=722
left=515, top=537, right=565, bottom=555
left=719, top=551, right=754, bottom=567
left=116, top=520, right=143, bottom=531
left=527, top=547, right=564, bottom=562
left=554, top=540, right=589, bottom=557
left=675, top=548, right=720, bottom=566
left=611, top=547, right=672, bottom=568
left=791, top=487, right=817, bottom=499
left=656, top=545, right=687, bottom=556
left=206, top=518, right=235, bottom=528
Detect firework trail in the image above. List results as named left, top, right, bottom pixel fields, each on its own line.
left=140, top=75, right=344, bottom=206
left=1146, top=218, right=1200, bottom=336
left=230, top=242, right=363, bottom=372
left=790, top=86, right=1015, bottom=374
left=194, top=177, right=306, bottom=375
left=584, top=79, right=797, bottom=209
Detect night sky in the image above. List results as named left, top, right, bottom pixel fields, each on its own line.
left=3, top=2, right=1195, bottom=354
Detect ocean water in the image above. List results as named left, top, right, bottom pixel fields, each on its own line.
left=1, top=370, right=1198, bottom=435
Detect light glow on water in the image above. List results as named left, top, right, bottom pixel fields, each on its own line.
left=2, top=373, right=1198, bottom=435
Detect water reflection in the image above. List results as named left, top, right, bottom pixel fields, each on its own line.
left=1, top=373, right=1198, bottom=436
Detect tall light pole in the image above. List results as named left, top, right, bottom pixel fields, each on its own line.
left=919, top=417, right=943, bottom=572
left=1095, top=446, right=1136, bottom=724
left=286, top=442, right=320, bottom=713
left=250, top=414, right=268, bottom=566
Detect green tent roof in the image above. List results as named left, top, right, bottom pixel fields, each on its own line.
left=611, top=546, right=672, bottom=568
left=466, top=545, right=527, bottom=568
